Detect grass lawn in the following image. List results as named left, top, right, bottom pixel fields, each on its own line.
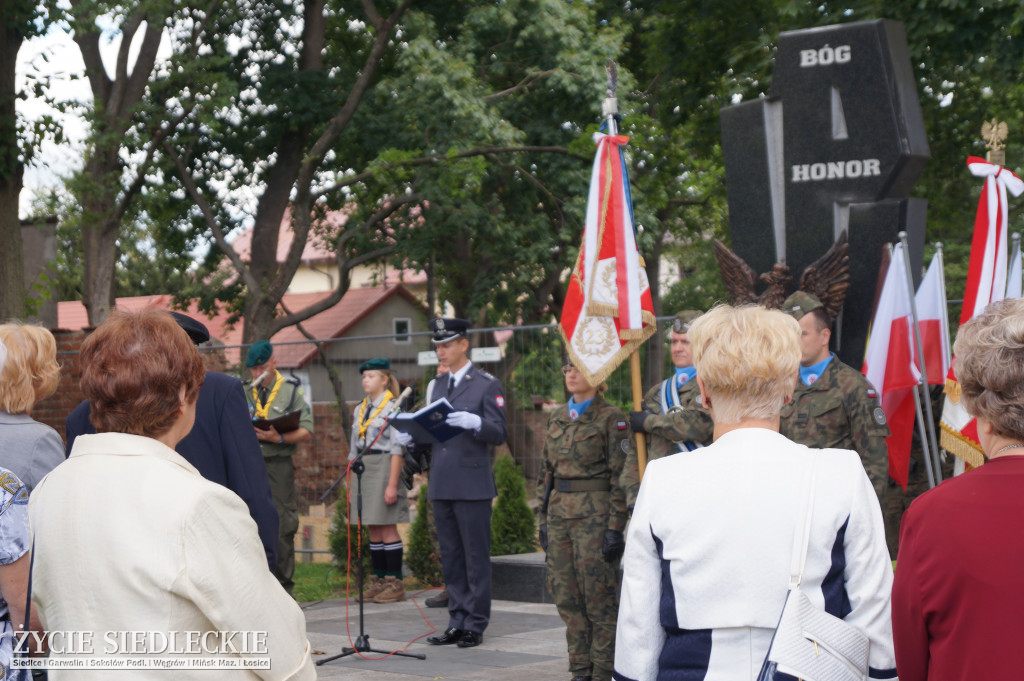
left=293, top=563, right=351, bottom=603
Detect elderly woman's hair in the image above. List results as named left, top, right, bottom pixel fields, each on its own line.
left=688, top=304, right=800, bottom=424
left=953, top=297, right=1024, bottom=442
left=80, top=308, right=205, bottom=437
left=0, top=323, right=60, bottom=414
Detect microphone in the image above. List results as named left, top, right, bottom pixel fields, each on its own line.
left=388, top=386, right=414, bottom=416
left=248, top=370, right=270, bottom=386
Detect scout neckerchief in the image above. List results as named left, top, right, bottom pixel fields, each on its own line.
left=356, top=390, right=394, bottom=440
left=800, top=354, right=833, bottom=386
left=567, top=396, right=594, bottom=421
left=252, top=371, right=285, bottom=419
left=659, top=367, right=703, bottom=454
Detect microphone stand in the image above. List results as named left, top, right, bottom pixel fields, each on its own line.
left=318, top=396, right=426, bottom=666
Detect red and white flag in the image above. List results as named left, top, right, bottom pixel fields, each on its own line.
left=914, top=251, right=950, bottom=386
left=863, top=243, right=920, bottom=490
left=561, top=133, right=656, bottom=386
left=940, top=157, right=1024, bottom=468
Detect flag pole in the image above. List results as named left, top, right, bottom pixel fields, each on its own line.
left=899, top=232, right=941, bottom=487
left=602, top=61, right=650, bottom=479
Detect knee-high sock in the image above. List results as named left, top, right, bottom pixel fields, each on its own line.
left=369, top=542, right=386, bottom=578
left=383, top=540, right=404, bottom=578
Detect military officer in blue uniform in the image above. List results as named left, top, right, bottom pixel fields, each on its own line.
left=394, top=318, right=508, bottom=648
left=65, top=312, right=279, bottom=571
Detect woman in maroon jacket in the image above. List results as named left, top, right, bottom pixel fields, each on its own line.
left=892, top=297, right=1024, bottom=680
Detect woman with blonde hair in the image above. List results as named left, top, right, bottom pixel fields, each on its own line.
left=0, top=323, right=64, bottom=493
left=613, top=304, right=895, bottom=680
left=349, top=358, right=409, bottom=604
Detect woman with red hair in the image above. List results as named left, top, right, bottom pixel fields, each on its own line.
left=28, top=309, right=315, bottom=679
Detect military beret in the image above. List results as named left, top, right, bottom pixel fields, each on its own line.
left=169, top=312, right=210, bottom=346
left=359, top=357, right=390, bottom=373
left=246, top=340, right=274, bottom=367
left=670, top=310, right=703, bottom=335
left=430, top=317, right=470, bottom=345
left=782, top=291, right=825, bottom=320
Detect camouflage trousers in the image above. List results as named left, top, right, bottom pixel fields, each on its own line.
left=546, top=514, right=620, bottom=681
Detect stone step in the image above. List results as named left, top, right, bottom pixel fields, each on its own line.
left=490, top=551, right=552, bottom=604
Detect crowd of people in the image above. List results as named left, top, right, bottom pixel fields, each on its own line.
left=0, top=295, right=1020, bottom=680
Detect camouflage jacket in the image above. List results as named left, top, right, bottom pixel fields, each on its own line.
left=779, top=357, right=890, bottom=500
left=620, top=376, right=713, bottom=509
left=541, top=394, right=630, bottom=532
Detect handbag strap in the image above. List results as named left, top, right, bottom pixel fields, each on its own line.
left=788, top=452, right=818, bottom=588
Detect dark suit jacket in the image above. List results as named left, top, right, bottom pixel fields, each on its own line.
left=426, top=364, right=508, bottom=501
left=66, top=371, right=279, bottom=569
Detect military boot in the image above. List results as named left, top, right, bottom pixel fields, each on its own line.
left=361, top=575, right=385, bottom=601
left=373, top=575, right=407, bottom=603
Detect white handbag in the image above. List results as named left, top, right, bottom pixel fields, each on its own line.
left=756, top=452, right=870, bottom=681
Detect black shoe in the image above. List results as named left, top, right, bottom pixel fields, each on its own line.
left=425, top=589, right=449, bottom=608
left=570, top=676, right=592, bottom=681
left=427, top=627, right=464, bottom=645
left=456, top=631, right=483, bottom=648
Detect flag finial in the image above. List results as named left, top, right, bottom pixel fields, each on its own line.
left=982, top=118, right=1008, bottom=165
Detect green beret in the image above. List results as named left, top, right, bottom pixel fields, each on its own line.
left=359, top=358, right=390, bottom=373
left=782, top=291, right=825, bottom=320
left=245, top=340, right=273, bottom=367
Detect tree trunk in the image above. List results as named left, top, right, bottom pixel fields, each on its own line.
left=80, top=152, right=122, bottom=325
left=0, top=4, right=26, bottom=320
left=642, top=223, right=670, bottom=389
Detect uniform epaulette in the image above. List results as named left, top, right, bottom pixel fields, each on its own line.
left=475, top=369, right=497, bottom=381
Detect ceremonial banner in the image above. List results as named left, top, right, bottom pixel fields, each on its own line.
left=561, top=133, right=656, bottom=386
left=863, top=243, right=920, bottom=489
left=914, top=252, right=950, bottom=385
left=940, top=157, right=1024, bottom=468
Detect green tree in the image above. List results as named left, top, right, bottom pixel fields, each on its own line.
left=491, top=452, right=537, bottom=556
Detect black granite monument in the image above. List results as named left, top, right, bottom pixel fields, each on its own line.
left=720, top=19, right=930, bottom=366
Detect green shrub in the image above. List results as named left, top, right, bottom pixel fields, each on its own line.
left=328, top=493, right=371, bottom=576
left=406, top=481, right=443, bottom=585
left=491, top=452, right=537, bottom=555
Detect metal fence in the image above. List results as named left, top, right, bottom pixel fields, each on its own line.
left=201, top=319, right=678, bottom=489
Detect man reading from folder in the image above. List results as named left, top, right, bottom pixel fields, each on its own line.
left=394, top=318, right=508, bottom=648
left=245, top=340, right=313, bottom=595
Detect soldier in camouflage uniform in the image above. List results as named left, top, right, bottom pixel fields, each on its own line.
left=620, top=310, right=714, bottom=508
left=540, top=363, right=630, bottom=681
left=779, top=292, right=890, bottom=505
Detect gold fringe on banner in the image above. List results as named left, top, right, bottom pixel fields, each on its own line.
left=943, top=378, right=961, bottom=402
left=586, top=302, right=619, bottom=318
left=939, top=423, right=985, bottom=468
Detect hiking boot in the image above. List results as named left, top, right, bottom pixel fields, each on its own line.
left=361, top=575, right=385, bottom=601
left=373, top=576, right=407, bottom=603
left=424, top=589, right=448, bottom=608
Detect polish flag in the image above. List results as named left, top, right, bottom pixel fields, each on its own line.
left=940, top=158, right=1024, bottom=469
left=914, top=252, right=950, bottom=386
left=863, top=243, right=920, bottom=489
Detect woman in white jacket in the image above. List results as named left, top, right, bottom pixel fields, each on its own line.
left=613, top=304, right=896, bottom=681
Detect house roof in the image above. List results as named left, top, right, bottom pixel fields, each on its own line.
left=56, top=284, right=425, bottom=368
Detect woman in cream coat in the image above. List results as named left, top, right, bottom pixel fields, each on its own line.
left=613, top=305, right=896, bottom=681
left=29, top=309, right=315, bottom=680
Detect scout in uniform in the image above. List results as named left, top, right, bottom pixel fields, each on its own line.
left=620, top=310, right=714, bottom=508
left=244, top=340, right=314, bottom=595
left=540, top=363, right=629, bottom=681
left=779, top=291, right=890, bottom=503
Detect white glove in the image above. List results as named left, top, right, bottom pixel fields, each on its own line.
left=446, top=411, right=482, bottom=431
left=393, top=431, right=414, bottom=447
